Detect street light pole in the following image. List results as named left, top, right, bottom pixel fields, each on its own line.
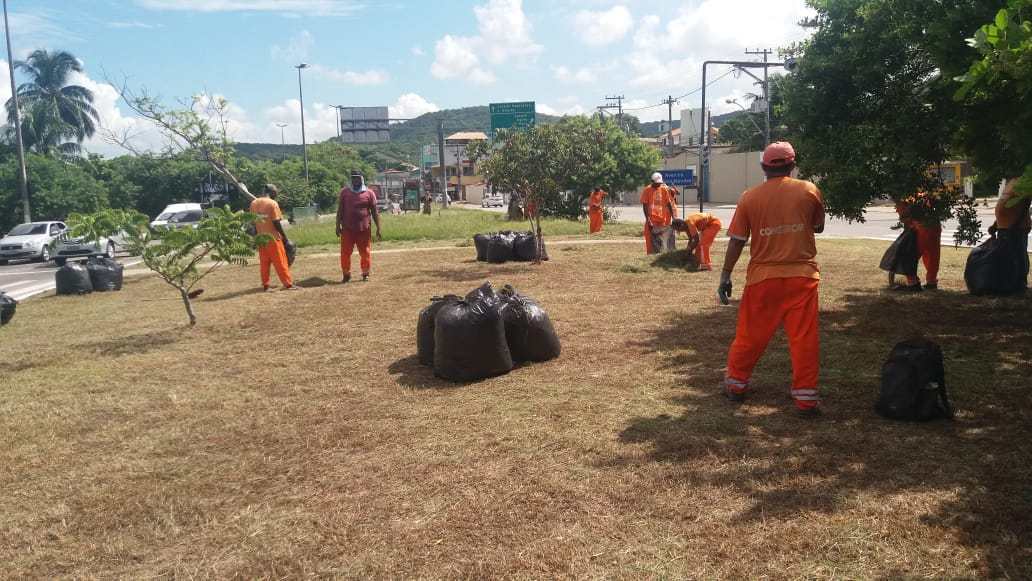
left=3, top=0, right=30, bottom=223
left=276, top=123, right=288, bottom=145
left=295, top=63, right=310, bottom=182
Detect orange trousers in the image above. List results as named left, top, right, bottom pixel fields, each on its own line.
left=694, top=220, right=722, bottom=269
left=726, top=277, right=820, bottom=410
left=259, top=239, right=293, bottom=288
left=341, top=229, right=372, bottom=275
left=907, top=225, right=941, bottom=285
left=589, top=208, right=603, bottom=233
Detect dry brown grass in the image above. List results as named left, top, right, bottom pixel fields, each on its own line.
left=1, top=239, right=1030, bottom=579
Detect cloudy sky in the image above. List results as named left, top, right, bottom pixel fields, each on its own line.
left=3, top=0, right=815, bottom=155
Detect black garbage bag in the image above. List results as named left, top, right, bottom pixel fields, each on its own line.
left=497, top=286, right=561, bottom=362
left=0, top=292, right=16, bottom=326
left=284, top=239, right=297, bottom=266
left=473, top=233, right=491, bottom=262
left=55, top=263, right=93, bottom=295
left=417, top=294, right=460, bottom=366
left=879, top=228, right=919, bottom=277
left=513, top=232, right=536, bottom=261
left=433, top=295, right=513, bottom=381
left=486, top=233, right=515, bottom=263
left=965, top=229, right=1028, bottom=296
left=87, top=257, right=124, bottom=292
left=465, top=281, right=501, bottom=308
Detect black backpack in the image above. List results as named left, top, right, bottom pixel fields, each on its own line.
left=876, top=339, right=953, bottom=421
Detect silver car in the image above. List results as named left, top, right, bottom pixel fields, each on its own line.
left=52, top=233, right=117, bottom=266
left=0, top=221, right=66, bottom=265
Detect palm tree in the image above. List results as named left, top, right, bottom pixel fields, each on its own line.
left=4, top=49, right=99, bottom=156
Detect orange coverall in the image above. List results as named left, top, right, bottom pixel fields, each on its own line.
left=724, top=177, right=825, bottom=411
left=684, top=213, right=723, bottom=270
left=896, top=195, right=941, bottom=286
left=250, top=197, right=293, bottom=289
left=338, top=186, right=378, bottom=276
left=588, top=189, right=605, bottom=234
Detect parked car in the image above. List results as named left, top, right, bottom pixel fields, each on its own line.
left=52, top=233, right=117, bottom=266
left=481, top=194, right=505, bottom=208
left=150, top=203, right=204, bottom=230
left=0, top=221, right=66, bottom=265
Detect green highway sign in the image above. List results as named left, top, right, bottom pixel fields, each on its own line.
left=490, top=101, right=536, bottom=136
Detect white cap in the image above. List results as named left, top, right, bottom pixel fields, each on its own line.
left=651, top=172, right=663, bottom=184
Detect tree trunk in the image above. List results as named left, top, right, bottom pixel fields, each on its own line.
left=507, top=194, right=524, bottom=221
left=179, top=287, right=198, bottom=326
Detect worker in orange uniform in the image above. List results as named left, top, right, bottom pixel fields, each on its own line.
left=893, top=192, right=941, bottom=291
left=719, top=142, right=826, bottom=416
left=672, top=212, right=723, bottom=270
left=250, top=184, right=298, bottom=292
left=642, top=172, right=678, bottom=254
left=990, top=177, right=1032, bottom=286
left=588, top=186, right=606, bottom=234
left=336, top=171, right=382, bottom=283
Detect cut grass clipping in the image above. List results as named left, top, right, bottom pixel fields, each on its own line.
left=1, top=239, right=1030, bottom=578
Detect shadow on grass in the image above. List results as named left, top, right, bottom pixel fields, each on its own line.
left=400, top=263, right=540, bottom=285
left=614, top=286, right=1032, bottom=577
left=75, top=328, right=183, bottom=357
left=203, top=287, right=267, bottom=303
left=295, top=276, right=334, bottom=288
left=387, top=354, right=497, bottom=390
left=650, top=249, right=701, bottom=271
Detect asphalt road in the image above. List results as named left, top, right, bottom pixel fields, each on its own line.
left=481, top=201, right=1000, bottom=246
left=0, top=255, right=141, bottom=301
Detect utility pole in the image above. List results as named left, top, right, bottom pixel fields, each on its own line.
left=334, top=106, right=341, bottom=139
left=598, top=95, right=625, bottom=129
left=745, top=48, right=773, bottom=145
left=662, top=95, right=678, bottom=160
left=437, top=120, right=448, bottom=208
left=3, top=0, right=30, bottom=223
left=295, top=63, right=310, bottom=182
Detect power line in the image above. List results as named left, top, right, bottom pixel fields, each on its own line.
left=619, top=66, right=743, bottom=112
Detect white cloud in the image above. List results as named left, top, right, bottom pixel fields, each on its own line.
left=389, top=93, right=439, bottom=119
left=411, top=45, right=425, bottom=57
left=309, top=64, right=389, bottom=86
left=271, top=30, right=314, bottom=63
left=430, top=0, right=541, bottom=85
left=134, top=0, right=364, bottom=16
left=0, top=61, right=10, bottom=105
left=573, top=5, right=632, bottom=46
left=551, top=65, right=597, bottom=84
left=107, top=21, right=162, bottom=29
left=537, top=99, right=587, bottom=117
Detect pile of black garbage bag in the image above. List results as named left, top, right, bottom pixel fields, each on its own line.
left=417, top=282, right=562, bottom=382
left=55, top=257, right=125, bottom=296
left=0, top=291, right=15, bottom=326
left=473, top=231, right=547, bottom=263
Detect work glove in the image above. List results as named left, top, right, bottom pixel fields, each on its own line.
left=718, top=271, right=733, bottom=305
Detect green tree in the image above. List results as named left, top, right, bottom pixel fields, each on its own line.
left=780, top=0, right=1002, bottom=226
left=0, top=153, right=108, bottom=232
left=3, top=50, right=99, bottom=157
left=955, top=1, right=1032, bottom=200
left=67, top=207, right=265, bottom=326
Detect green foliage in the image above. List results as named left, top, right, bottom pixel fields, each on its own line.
left=955, top=1, right=1032, bottom=199
left=3, top=49, right=99, bottom=157
left=68, top=207, right=264, bottom=326
left=480, top=117, right=659, bottom=220
left=0, top=153, right=108, bottom=232
left=781, top=0, right=1000, bottom=227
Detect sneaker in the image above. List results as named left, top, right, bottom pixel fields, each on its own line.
left=924, top=282, right=938, bottom=290
left=724, top=383, right=748, bottom=403
left=891, top=283, right=922, bottom=293
left=796, top=406, right=822, bottom=419
left=341, top=274, right=351, bottom=284
left=362, top=273, right=370, bottom=282
left=281, top=285, right=301, bottom=291
left=263, top=285, right=273, bottom=292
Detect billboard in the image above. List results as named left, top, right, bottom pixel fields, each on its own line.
left=340, top=106, right=390, bottom=143
left=680, top=108, right=711, bottom=147
left=490, top=101, right=536, bottom=137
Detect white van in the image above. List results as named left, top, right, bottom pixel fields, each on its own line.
left=150, top=203, right=204, bottom=230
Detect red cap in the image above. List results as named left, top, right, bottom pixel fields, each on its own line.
left=762, top=141, right=796, bottom=167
